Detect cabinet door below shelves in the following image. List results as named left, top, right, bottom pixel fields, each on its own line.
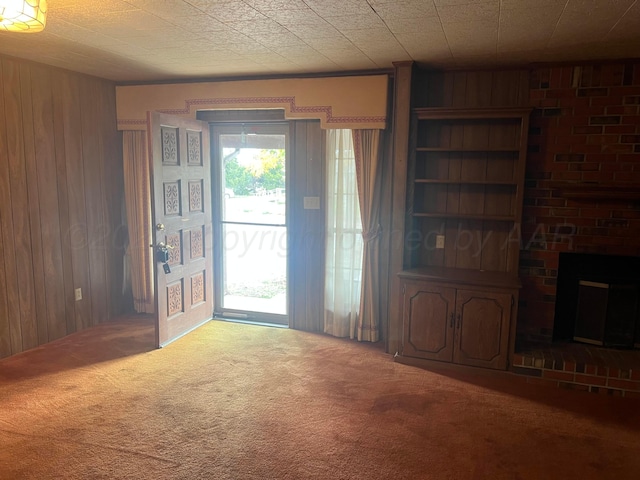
left=402, top=282, right=455, bottom=362
left=453, top=290, right=512, bottom=370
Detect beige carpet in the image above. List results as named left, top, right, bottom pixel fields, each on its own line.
left=0, top=317, right=639, bottom=479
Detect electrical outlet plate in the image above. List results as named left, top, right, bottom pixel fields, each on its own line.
left=74, top=288, right=82, bottom=301
left=436, top=235, right=445, bottom=249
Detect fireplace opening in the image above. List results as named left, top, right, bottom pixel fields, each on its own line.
left=554, top=252, right=640, bottom=348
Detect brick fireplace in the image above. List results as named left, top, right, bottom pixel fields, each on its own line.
left=518, top=61, right=640, bottom=345
left=512, top=62, right=640, bottom=397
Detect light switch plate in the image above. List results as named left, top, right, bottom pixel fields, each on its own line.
left=436, top=235, right=445, bottom=249
left=303, top=196, right=320, bottom=209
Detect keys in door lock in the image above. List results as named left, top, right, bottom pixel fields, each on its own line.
left=155, top=242, right=173, bottom=273
left=156, top=245, right=170, bottom=264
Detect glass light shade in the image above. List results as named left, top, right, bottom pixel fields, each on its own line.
left=0, top=0, right=47, bottom=33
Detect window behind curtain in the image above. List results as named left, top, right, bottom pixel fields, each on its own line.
left=324, top=129, right=363, bottom=338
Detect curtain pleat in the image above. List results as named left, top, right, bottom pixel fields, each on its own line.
left=123, top=131, right=155, bottom=313
left=324, top=130, right=363, bottom=338
left=352, top=129, right=382, bottom=342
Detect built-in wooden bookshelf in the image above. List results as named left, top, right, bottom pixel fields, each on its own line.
left=397, top=107, right=531, bottom=370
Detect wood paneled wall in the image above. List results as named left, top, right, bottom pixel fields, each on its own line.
left=289, top=120, right=325, bottom=332
left=413, top=69, right=530, bottom=108
left=0, top=56, right=124, bottom=359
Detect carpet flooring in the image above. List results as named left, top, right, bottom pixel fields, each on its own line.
left=0, top=317, right=639, bottom=479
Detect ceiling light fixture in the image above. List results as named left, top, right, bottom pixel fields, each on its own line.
left=0, top=0, right=47, bottom=33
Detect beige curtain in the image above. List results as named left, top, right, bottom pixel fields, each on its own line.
left=352, top=130, right=382, bottom=342
left=324, top=130, right=363, bottom=338
left=123, top=131, right=155, bottom=313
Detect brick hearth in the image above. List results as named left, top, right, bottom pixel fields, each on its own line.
left=512, top=342, right=640, bottom=398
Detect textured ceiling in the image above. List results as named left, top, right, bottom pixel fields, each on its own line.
left=0, top=0, right=639, bottom=82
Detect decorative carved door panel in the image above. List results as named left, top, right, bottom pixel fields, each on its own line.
left=149, top=112, right=213, bottom=347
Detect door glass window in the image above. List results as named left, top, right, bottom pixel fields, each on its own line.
left=214, top=126, right=288, bottom=322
